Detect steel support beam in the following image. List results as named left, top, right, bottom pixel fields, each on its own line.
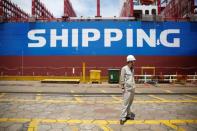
left=157, top=0, right=161, bottom=15
left=130, top=0, right=133, bottom=17
left=96, top=0, right=101, bottom=17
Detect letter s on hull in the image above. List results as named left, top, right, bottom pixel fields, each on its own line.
left=160, top=29, right=180, bottom=47
left=28, top=30, right=46, bottom=47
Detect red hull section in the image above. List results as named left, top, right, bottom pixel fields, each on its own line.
left=0, top=56, right=197, bottom=76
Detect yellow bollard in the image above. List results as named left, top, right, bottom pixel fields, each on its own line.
left=82, top=62, right=86, bottom=82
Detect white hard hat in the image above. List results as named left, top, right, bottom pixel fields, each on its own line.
left=127, top=55, right=136, bottom=62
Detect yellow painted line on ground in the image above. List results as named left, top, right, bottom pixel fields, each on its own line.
left=101, top=90, right=122, bottom=102
left=144, top=120, right=160, bottom=124
left=67, top=119, right=82, bottom=124
left=184, top=95, right=197, bottom=99
left=0, top=118, right=196, bottom=131
left=56, top=119, right=69, bottom=123
left=72, top=126, right=79, bottom=131
left=0, top=118, right=196, bottom=125
left=99, top=125, right=113, bottom=131
left=170, top=120, right=197, bottom=124
left=0, top=118, right=8, bottom=122
left=81, top=120, right=94, bottom=124
left=93, top=120, right=109, bottom=125
left=41, top=119, right=57, bottom=123
left=0, top=93, right=5, bottom=98
left=8, top=118, right=30, bottom=123
left=148, top=95, right=167, bottom=101
left=71, top=90, right=83, bottom=103
left=28, top=119, right=40, bottom=131
left=125, top=120, right=145, bottom=124
left=162, top=121, right=185, bottom=131
left=0, top=118, right=30, bottom=123
left=0, top=99, right=197, bottom=104
left=164, top=90, right=173, bottom=93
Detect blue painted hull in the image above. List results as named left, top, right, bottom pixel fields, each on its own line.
left=0, top=21, right=197, bottom=76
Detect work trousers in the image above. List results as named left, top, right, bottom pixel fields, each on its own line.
left=120, top=88, right=135, bottom=120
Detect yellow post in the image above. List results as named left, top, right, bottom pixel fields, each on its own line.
left=82, top=62, right=86, bottom=82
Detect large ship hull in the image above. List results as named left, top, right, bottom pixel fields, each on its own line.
left=0, top=21, right=197, bottom=76
left=0, top=56, right=196, bottom=76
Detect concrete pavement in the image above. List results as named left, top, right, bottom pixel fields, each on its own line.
left=0, top=81, right=197, bottom=94
left=0, top=81, right=196, bottom=131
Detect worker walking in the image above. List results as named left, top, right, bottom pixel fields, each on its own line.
left=120, top=55, right=136, bottom=125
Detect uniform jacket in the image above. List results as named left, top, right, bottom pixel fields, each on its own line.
left=120, top=65, right=135, bottom=91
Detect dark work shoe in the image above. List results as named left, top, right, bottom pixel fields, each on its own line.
left=129, top=112, right=135, bottom=117
left=120, top=119, right=126, bottom=125
left=126, top=112, right=135, bottom=120
left=126, top=116, right=134, bottom=120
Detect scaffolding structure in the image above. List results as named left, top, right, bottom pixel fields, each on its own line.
left=120, top=0, right=195, bottom=21
left=0, top=0, right=196, bottom=22
left=96, top=0, right=101, bottom=17
left=161, top=0, right=194, bottom=20
left=32, top=0, right=54, bottom=19
left=63, top=0, right=76, bottom=18
left=120, top=0, right=133, bottom=17
left=0, top=0, right=76, bottom=22
left=0, top=0, right=29, bottom=22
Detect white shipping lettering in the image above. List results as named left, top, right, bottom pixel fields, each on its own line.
left=126, top=29, right=133, bottom=47
left=50, top=29, right=68, bottom=47
left=82, top=29, right=100, bottom=47
left=72, top=29, right=79, bottom=47
left=104, top=29, right=123, bottom=47
left=28, top=29, right=46, bottom=47
left=27, top=29, right=180, bottom=48
left=160, top=29, right=180, bottom=47
left=137, top=29, right=156, bottom=47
